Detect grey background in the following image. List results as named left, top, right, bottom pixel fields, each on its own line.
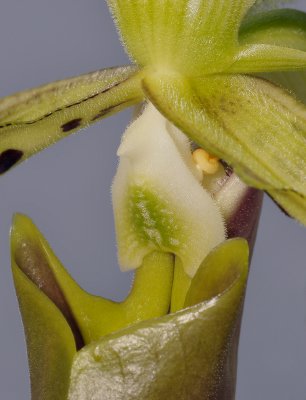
left=0, top=1, right=305, bottom=399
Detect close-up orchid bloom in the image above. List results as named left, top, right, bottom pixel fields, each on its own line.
left=0, top=0, right=305, bottom=399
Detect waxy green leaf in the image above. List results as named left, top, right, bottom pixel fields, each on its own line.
left=142, top=70, right=306, bottom=224
left=0, top=66, right=143, bottom=173
left=68, top=238, right=249, bottom=400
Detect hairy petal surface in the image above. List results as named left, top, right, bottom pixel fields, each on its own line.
left=0, top=66, right=143, bottom=174
left=107, top=0, right=256, bottom=75
left=112, top=103, right=226, bottom=277
left=229, top=43, right=306, bottom=73
left=143, top=71, right=306, bottom=224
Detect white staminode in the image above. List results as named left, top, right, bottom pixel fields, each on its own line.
left=112, top=103, right=226, bottom=277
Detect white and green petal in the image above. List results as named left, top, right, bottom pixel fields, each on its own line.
left=112, top=103, right=226, bottom=277
left=0, top=66, right=143, bottom=173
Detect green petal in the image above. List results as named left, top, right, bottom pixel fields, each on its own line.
left=142, top=71, right=306, bottom=224
left=11, top=219, right=76, bottom=400
left=107, top=0, right=256, bottom=75
left=68, top=239, right=249, bottom=400
left=185, top=238, right=249, bottom=307
left=240, top=9, right=306, bottom=103
left=229, top=43, right=306, bottom=73
left=0, top=66, right=143, bottom=174
left=240, top=9, right=306, bottom=50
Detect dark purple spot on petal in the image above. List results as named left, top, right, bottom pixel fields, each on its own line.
left=0, top=149, right=23, bottom=174
left=61, top=118, right=82, bottom=132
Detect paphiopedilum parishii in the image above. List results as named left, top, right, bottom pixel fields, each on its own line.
left=1, top=0, right=305, bottom=399
left=0, top=0, right=305, bottom=223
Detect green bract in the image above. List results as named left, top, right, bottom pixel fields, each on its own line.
left=0, top=1, right=305, bottom=223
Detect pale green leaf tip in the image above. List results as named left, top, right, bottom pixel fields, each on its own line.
left=11, top=213, right=77, bottom=400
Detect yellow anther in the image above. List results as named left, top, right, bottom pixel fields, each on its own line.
left=192, top=148, right=220, bottom=175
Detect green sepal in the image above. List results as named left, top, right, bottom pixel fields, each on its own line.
left=107, top=0, right=256, bottom=75
left=11, top=214, right=174, bottom=345
left=185, top=238, right=249, bottom=307
left=68, top=239, right=249, bottom=400
left=240, top=9, right=306, bottom=103
left=0, top=66, right=143, bottom=174
left=171, top=238, right=249, bottom=313
left=229, top=43, right=306, bottom=73
left=240, top=9, right=306, bottom=50
left=142, top=70, right=306, bottom=224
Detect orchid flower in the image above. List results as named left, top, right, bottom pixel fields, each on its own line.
left=0, top=0, right=305, bottom=223
left=1, top=0, right=305, bottom=399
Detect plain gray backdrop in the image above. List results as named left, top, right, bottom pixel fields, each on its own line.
left=0, top=1, right=305, bottom=399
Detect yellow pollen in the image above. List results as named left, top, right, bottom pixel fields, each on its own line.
left=192, top=148, right=220, bottom=175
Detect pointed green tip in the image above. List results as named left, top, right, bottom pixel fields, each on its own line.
left=10, top=213, right=77, bottom=400
left=10, top=212, right=34, bottom=251
left=185, top=238, right=249, bottom=308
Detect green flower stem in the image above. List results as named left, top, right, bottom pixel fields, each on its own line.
left=170, top=257, right=191, bottom=313
left=123, top=251, right=174, bottom=322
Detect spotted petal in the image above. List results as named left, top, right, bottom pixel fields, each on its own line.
left=0, top=66, right=143, bottom=174
left=142, top=71, right=306, bottom=224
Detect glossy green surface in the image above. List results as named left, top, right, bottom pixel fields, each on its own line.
left=68, top=239, right=249, bottom=400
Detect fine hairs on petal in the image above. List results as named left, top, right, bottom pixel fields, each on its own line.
left=112, top=103, right=226, bottom=277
